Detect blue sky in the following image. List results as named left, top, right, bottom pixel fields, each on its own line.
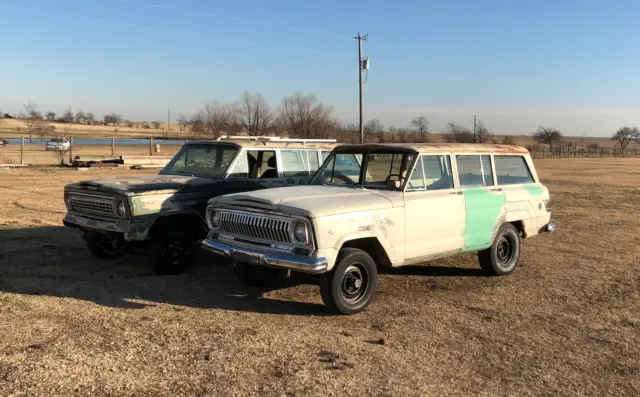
left=1, top=0, right=639, bottom=136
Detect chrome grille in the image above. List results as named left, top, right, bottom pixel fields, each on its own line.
left=69, top=193, right=116, bottom=217
left=218, top=210, right=292, bottom=244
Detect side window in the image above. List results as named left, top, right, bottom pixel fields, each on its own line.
left=495, top=156, right=534, bottom=185
left=307, top=151, right=320, bottom=171
left=321, top=151, right=331, bottom=162
left=456, top=154, right=494, bottom=187
left=406, top=157, right=425, bottom=191
left=228, top=151, right=248, bottom=178
left=423, top=155, right=454, bottom=190
left=322, top=153, right=362, bottom=185
left=281, top=150, right=309, bottom=177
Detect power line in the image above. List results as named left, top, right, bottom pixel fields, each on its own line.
left=3, top=3, right=337, bottom=56
left=116, top=0, right=349, bottom=38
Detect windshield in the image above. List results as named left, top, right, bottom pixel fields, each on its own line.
left=310, top=149, right=416, bottom=191
left=159, top=144, right=238, bottom=178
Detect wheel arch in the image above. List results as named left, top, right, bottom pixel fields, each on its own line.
left=148, top=210, right=208, bottom=240
left=339, top=237, right=392, bottom=268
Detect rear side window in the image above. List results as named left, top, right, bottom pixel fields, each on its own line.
left=456, top=155, right=494, bottom=187
left=495, top=156, right=534, bottom=185
left=281, top=150, right=309, bottom=177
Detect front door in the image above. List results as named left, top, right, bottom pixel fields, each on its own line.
left=404, top=154, right=466, bottom=259
left=456, top=154, right=506, bottom=251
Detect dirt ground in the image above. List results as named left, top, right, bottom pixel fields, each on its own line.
left=0, top=159, right=638, bottom=396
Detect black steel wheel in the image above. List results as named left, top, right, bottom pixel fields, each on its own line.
left=320, top=248, right=377, bottom=315
left=148, top=230, right=196, bottom=275
left=478, top=223, right=520, bottom=276
left=85, top=231, right=125, bottom=258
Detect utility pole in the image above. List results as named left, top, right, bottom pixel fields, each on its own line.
left=473, top=114, right=477, bottom=143
left=355, top=32, right=368, bottom=144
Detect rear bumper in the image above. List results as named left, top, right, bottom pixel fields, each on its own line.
left=202, top=239, right=328, bottom=275
left=540, top=222, right=556, bottom=233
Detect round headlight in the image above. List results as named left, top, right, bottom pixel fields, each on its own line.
left=210, top=210, right=219, bottom=229
left=116, top=200, right=127, bottom=217
left=293, top=221, right=308, bottom=244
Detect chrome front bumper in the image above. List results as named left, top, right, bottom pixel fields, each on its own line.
left=202, top=239, right=328, bottom=275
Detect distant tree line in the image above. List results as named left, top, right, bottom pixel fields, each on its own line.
left=7, top=97, right=640, bottom=150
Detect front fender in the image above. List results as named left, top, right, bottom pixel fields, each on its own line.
left=313, top=208, right=404, bottom=269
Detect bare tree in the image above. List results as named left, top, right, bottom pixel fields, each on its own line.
left=62, top=109, right=74, bottom=124
left=177, top=113, right=189, bottom=132
left=533, top=125, right=562, bottom=152
left=445, top=122, right=473, bottom=143
left=364, top=119, right=385, bottom=143
left=75, top=111, right=86, bottom=124
left=22, top=101, right=43, bottom=142
left=475, top=120, right=492, bottom=143
left=611, top=126, right=639, bottom=154
left=338, top=123, right=360, bottom=144
left=200, top=102, right=236, bottom=138
left=151, top=121, right=161, bottom=129
left=236, top=91, right=274, bottom=136
left=34, top=124, right=55, bottom=143
left=501, top=135, right=515, bottom=145
left=189, top=112, right=205, bottom=134
left=104, top=113, right=123, bottom=126
left=85, top=112, right=95, bottom=124
left=411, top=116, right=430, bottom=142
left=277, top=93, right=335, bottom=139
left=45, top=111, right=56, bottom=122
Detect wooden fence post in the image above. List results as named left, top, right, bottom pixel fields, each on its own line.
left=149, top=137, right=153, bottom=156
left=21, top=136, right=25, bottom=165
left=69, top=137, right=74, bottom=164
left=111, top=137, right=115, bottom=157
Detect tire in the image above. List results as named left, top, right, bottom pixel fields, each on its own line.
left=233, top=262, right=281, bottom=287
left=478, top=223, right=521, bottom=276
left=148, top=230, right=197, bottom=275
left=320, top=248, right=378, bottom=315
left=85, top=231, right=125, bottom=258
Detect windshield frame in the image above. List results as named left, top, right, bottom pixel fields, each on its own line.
left=310, top=147, right=418, bottom=191
left=158, top=142, right=240, bottom=178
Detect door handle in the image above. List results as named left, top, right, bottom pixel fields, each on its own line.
left=450, top=191, right=462, bottom=195
left=490, top=188, right=503, bottom=192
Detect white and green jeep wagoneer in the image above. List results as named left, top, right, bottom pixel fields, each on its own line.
left=202, top=143, right=555, bottom=314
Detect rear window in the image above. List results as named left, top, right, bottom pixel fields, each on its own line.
left=456, top=155, right=494, bottom=187
left=495, top=156, right=534, bottom=185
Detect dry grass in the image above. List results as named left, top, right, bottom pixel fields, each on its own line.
left=0, top=160, right=639, bottom=396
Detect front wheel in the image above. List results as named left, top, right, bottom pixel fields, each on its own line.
left=85, top=231, right=125, bottom=258
left=320, top=248, right=377, bottom=315
left=148, top=231, right=197, bottom=275
left=478, top=223, right=521, bottom=276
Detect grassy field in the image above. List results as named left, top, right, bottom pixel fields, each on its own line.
left=0, top=159, right=638, bottom=396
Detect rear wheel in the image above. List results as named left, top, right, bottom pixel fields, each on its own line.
left=85, top=231, right=125, bottom=258
left=478, top=223, right=520, bottom=276
left=233, top=262, right=282, bottom=287
left=320, top=248, right=377, bottom=315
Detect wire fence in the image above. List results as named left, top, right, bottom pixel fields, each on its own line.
left=525, top=144, right=640, bottom=158
left=0, top=137, right=187, bottom=165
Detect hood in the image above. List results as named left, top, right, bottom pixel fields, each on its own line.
left=71, top=174, right=221, bottom=195
left=214, top=185, right=397, bottom=217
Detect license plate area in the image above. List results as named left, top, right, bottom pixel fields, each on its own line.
left=231, top=249, right=264, bottom=264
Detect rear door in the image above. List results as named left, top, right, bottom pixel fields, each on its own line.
left=455, top=154, right=506, bottom=251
